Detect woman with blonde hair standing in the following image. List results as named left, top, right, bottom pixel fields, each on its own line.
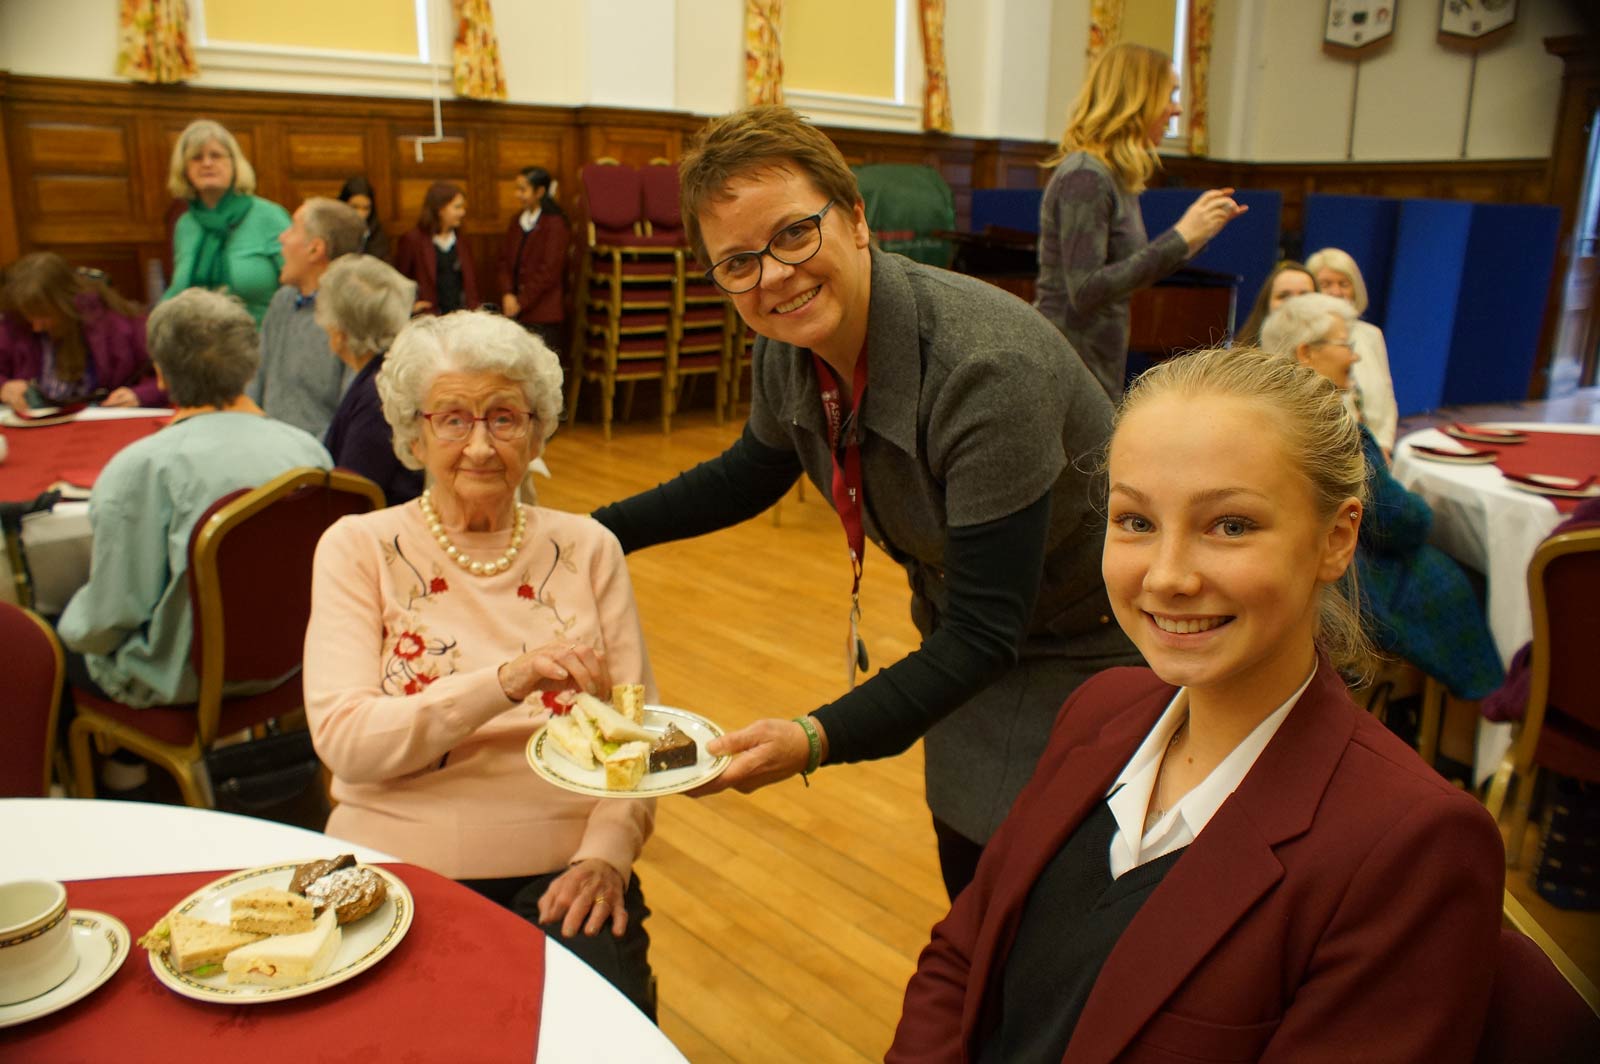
left=1307, top=246, right=1398, bottom=454
left=1035, top=43, right=1245, bottom=397
left=162, top=119, right=291, bottom=324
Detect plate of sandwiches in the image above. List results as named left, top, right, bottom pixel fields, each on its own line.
left=527, top=684, right=732, bottom=799
left=1501, top=471, right=1600, bottom=499
left=1444, top=423, right=1528, bottom=445
left=1409, top=443, right=1499, bottom=465
left=138, top=856, right=412, bottom=1003
left=0, top=406, right=80, bottom=429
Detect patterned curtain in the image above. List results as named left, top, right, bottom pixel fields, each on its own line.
left=1186, top=0, right=1215, bottom=156
left=919, top=0, right=953, bottom=133
left=744, top=0, right=784, bottom=107
left=452, top=0, right=508, bottom=102
left=1087, top=0, right=1124, bottom=62
left=115, top=0, right=198, bottom=85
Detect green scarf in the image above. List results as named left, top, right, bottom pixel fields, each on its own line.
left=187, top=190, right=253, bottom=291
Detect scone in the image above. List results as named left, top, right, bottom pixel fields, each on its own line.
left=302, top=866, right=388, bottom=925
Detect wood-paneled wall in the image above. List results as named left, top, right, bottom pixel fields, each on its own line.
left=0, top=72, right=1554, bottom=306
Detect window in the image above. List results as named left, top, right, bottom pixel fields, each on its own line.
left=1121, top=0, right=1190, bottom=146
left=192, top=0, right=446, bottom=90
left=782, top=0, right=921, bottom=131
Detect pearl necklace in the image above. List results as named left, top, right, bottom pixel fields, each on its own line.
left=419, top=489, right=526, bottom=576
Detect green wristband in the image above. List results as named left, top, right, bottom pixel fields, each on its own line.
left=793, top=716, right=823, bottom=779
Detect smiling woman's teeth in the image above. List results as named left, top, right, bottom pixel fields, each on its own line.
left=1152, top=615, right=1229, bottom=635
left=776, top=288, right=819, bottom=314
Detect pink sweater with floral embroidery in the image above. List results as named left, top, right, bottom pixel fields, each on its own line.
left=303, top=500, right=656, bottom=880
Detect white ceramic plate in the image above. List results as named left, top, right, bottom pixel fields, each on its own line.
left=147, top=863, right=412, bottom=1003
left=1505, top=475, right=1600, bottom=499
left=527, top=704, right=732, bottom=799
left=1411, top=444, right=1499, bottom=465
left=0, top=407, right=77, bottom=429
left=0, top=910, right=129, bottom=1028
left=1445, top=424, right=1526, bottom=445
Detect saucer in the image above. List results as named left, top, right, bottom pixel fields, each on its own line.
left=0, top=910, right=129, bottom=1028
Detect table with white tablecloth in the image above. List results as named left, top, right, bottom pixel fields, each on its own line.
left=1392, top=421, right=1600, bottom=780
left=0, top=798, right=688, bottom=1062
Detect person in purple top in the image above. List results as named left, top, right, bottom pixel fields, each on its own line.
left=315, top=254, right=424, bottom=505
left=0, top=252, right=164, bottom=413
left=1034, top=43, right=1245, bottom=398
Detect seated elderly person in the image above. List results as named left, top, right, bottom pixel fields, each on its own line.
left=302, top=311, right=657, bottom=1018
left=57, top=289, right=331, bottom=707
left=316, top=254, right=423, bottom=504
left=1307, top=247, right=1399, bottom=454
left=1260, top=294, right=1502, bottom=702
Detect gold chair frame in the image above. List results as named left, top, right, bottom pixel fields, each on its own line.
left=68, top=467, right=385, bottom=806
left=1484, top=526, right=1600, bottom=865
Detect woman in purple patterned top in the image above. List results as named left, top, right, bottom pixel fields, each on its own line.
left=1034, top=43, right=1245, bottom=398
left=0, top=252, right=161, bottom=414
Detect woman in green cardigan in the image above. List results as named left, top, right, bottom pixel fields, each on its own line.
left=162, top=119, right=290, bottom=324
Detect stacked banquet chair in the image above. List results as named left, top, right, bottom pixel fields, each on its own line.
left=571, top=159, right=731, bottom=437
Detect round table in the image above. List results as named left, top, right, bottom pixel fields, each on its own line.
left=0, top=798, right=687, bottom=1062
left=1392, top=421, right=1600, bottom=781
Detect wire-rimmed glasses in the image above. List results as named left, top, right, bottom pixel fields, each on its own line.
left=705, top=201, right=835, bottom=294
left=419, top=407, right=535, bottom=442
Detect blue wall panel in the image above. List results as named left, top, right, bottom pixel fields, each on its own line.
left=1303, top=194, right=1401, bottom=329
left=1139, top=189, right=1282, bottom=309
left=1385, top=200, right=1473, bottom=415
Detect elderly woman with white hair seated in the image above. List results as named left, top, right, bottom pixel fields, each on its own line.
left=316, top=254, right=423, bottom=504
left=1306, top=247, right=1398, bottom=454
left=302, top=311, right=659, bottom=1018
left=1260, top=293, right=1503, bottom=705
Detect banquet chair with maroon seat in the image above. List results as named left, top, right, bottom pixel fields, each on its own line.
left=67, top=467, right=385, bottom=807
left=0, top=601, right=65, bottom=796
left=642, top=158, right=731, bottom=423
left=1484, top=526, right=1600, bottom=865
left=1474, top=890, right=1600, bottom=1063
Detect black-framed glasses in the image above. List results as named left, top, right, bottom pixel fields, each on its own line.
left=419, top=407, right=534, bottom=442
left=705, top=201, right=834, bottom=294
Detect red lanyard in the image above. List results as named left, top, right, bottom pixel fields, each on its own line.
left=812, top=349, right=870, bottom=597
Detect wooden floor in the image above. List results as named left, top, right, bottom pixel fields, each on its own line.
left=540, top=410, right=941, bottom=1063
left=545, top=401, right=1599, bottom=1061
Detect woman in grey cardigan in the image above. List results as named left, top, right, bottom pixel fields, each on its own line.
left=1035, top=43, right=1244, bottom=398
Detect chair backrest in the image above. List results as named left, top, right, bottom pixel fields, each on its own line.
left=185, top=468, right=385, bottom=745
left=1529, top=526, right=1600, bottom=733
left=1475, top=891, right=1600, bottom=1063
left=582, top=160, right=643, bottom=244
left=0, top=602, right=63, bottom=796
left=640, top=159, right=683, bottom=240
left=852, top=162, right=957, bottom=267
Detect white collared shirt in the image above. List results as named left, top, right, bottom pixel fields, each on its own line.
left=1105, top=667, right=1316, bottom=879
left=519, top=207, right=542, bottom=232
left=431, top=231, right=457, bottom=252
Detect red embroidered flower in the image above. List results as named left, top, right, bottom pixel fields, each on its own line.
left=404, top=678, right=422, bottom=695
left=540, top=690, right=575, bottom=715
left=418, top=673, right=436, bottom=687
left=430, top=577, right=449, bottom=594
left=394, top=632, right=425, bottom=661
left=516, top=584, right=534, bottom=600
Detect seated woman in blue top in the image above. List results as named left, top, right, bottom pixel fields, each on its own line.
left=889, top=347, right=1503, bottom=1063
left=162, top=119, right=291, bottom=324
left=57, top=289, right=330, bottom=707
left=1260, top=293, right=1503, bottom=700
left=315, top=254, right=424, bottom=505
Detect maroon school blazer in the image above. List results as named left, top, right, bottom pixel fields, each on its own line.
left=888, top=662, right=1504, bottom=1064
left=392, top=226, right=480, bottom=313
left=496, top=211, right=570, bottom=326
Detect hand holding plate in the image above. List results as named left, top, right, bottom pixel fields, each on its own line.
left=689, top=717, right=818, bottom=796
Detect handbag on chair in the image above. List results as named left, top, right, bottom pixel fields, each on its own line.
left=203, top=728, right=328, bottom=825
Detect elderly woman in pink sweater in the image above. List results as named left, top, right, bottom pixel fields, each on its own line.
left=303, top=310, right=658, bottom=1018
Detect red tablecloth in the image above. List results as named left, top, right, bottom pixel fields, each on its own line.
left=0, top=417, right=165, bottom=501
left=0, top=863, right=545, bottom=1062
left=1492, top=429, right=1600, bottom=514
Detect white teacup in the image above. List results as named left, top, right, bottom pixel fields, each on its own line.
left=0, top=880, right=78, bottom=1004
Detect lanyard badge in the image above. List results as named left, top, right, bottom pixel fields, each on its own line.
left=813, top=350, right=872, bottom=688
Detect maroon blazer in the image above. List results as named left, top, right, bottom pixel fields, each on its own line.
left=889, top=662, right=1505, bottom=1064
left=392, top=226, right=480, bottom=313
left=0, top=292, right=164, bottom=406
left=496, top=211, right=569, bottom=325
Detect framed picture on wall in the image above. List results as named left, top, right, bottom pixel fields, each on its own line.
left=1438, top=0, right=1518, bottom=52
left=1323, top=2, right=1399, bottom=59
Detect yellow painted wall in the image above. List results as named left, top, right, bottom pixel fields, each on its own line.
left=1122, top=0, right=1178, bottom=58
left=785, top=0, right=898, bottom=99
left=203, top=0, right=419, bottom=56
